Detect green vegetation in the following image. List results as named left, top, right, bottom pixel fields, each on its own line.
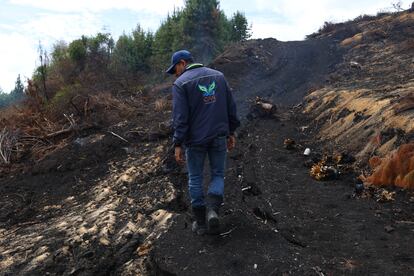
left=154, top=0, right=251, bottom=69
left=22, top=0, right=250, bottom=109
left=112, top=25, right=154, bottom=75
left=0, top=75, right=26, bottom=108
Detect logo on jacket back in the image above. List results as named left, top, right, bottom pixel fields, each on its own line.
left=198, top=81, right=216, bottom=104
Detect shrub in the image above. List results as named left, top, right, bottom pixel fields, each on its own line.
left=48, top=84, right=80, bottom=117
left=365, top=143, right=414, bottom=189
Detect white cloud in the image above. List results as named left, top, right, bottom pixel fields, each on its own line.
left=0, top=33, right=37, bottom=92
left=22, top=12, right=101, bottom=42
left=0, top=11, right=103, bottom=92
left=10, top=0, right=185, bottom=15
left=247, top=0, right=413, bottom=40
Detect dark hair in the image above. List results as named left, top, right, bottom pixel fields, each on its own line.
left=184, top=57, right=194, bottom=63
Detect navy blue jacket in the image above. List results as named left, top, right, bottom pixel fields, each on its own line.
left=172, top=64, right=240, bottom=146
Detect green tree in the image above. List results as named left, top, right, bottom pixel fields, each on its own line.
left=26, top=0, right=252, bottom=101
left=10, top=74, right=25, bottom=101
left=49, top=41, right=76, bottom=84
left=153, top=0, right=251, bottom=70
left=153, top=10, right=185, bottom=72
left=87, top=33, right=114, bottom=66
left=229, top=11, right=251, bottom=42
left=0, top=82, right=23, bottom=108
left=51, top=41, right=69, bottom=63
left=182, top=0, right=223, bottom=63
left=68, top=37, right=87, bottom=68
left=0, top=87, right=8, bottom=108
left=112, top=25, right=154, bottom=74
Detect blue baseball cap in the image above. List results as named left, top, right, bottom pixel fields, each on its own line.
left=166, top=50, right=193, bottom=74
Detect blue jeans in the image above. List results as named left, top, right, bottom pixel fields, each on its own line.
left=185, top=136, right=227, bottom=208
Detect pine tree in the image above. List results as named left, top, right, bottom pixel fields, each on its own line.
left=229, top=12, right=251, bottom=42
left=182, top=0, right=222, bottom=63
left=152, top=10, right=186, bottom=73
left=0, top=87, right=7, bottom=108
left=10, top=74, right=25, bottom=101
left=153, top=0, right=251, bottom=70
left=112, top=25, right=154, bottom=74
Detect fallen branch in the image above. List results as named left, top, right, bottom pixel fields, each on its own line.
left=108, top=131, right=129, bottom=143
left=0, top=127, right=17, bottom=164
left=395, top=220, right=414, bottom=225
left=220, top=227, right=237, bottom=236
left=44, top=124, right=95, bottom=139
left=45, top=128, right=75, bottom=138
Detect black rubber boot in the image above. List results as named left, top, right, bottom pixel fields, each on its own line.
left=191, top=206, right=207, bottom=236
left=206, top=194, right=223, bottom=234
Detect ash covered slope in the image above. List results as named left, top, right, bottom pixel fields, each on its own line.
left=210, top=9, right=414, bottom=160
left=303, top=10, right=414, bottom=160
left=210, top=38, right=344, bottom=116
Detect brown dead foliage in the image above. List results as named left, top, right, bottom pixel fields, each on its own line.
left=365, top=143, right=414, bottom=189
left=0, top=85, right=137, bottom=164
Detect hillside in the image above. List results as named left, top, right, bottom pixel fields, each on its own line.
left=1, top=8, right=414, bottom=276
left=211, top=37, right=343, bottom=114
left=303, top=11, right=414, bottom=162
left=211, top=10, right=414, bottom=162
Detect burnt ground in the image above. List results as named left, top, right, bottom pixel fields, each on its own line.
left=1, top=24, right=413, bottom=274
left=0, top=94, right=185, bottom=275
left=212, top=38, right=344, bottom=114
left=0, top=107, right=413, bottom=275
left=152, top=110, right=414, bottom=276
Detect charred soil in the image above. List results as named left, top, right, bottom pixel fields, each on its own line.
left=152, top=110, right=414, bottom=276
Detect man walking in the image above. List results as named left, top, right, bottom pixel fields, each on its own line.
left=166, top=50, right=240, bottom=235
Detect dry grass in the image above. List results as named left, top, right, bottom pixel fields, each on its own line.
left=154, top=97, right=171, bottom=112
left=341, top=33, right=363, bottom=47
left=0, top=88, right=137, bottom=165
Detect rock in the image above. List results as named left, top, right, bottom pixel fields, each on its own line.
left=349, top=61, right=362, bottom=70
left=247, top=97, right=277, bottom=120
left=384, top=225, right=395, bottom=233
left=355, top=178, right=364, bottom=194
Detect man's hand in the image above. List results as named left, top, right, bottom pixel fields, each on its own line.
left=174, top=146, right=186, bottom=165
left=227, top=135, right=236, bottom=151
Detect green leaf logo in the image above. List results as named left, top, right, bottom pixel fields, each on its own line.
left=198, top=85, right=208, bottom=92
left=208, top=81, right=216, bottom=93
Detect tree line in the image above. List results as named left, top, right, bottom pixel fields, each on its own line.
left=21, top=0, right=250, bottom=113
left=0, top=75, right=25, bottom=108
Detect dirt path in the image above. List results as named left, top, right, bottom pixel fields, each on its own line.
left=152, top=110, right=414, bottom=276
left=212, top=38, right=344, bottom=115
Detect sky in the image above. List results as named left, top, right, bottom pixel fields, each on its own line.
left=0, top=0, right=412, bottom=92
